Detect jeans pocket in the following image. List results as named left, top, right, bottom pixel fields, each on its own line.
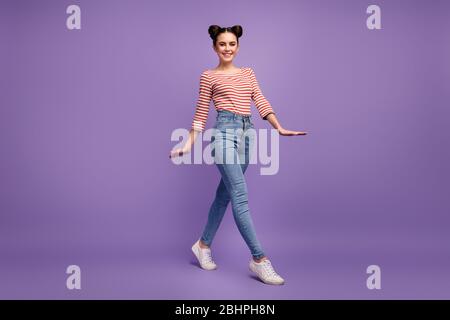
left=215, top=120, right=238, bottom=131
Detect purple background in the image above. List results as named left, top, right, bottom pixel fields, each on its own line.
left=1, top=0, right=449, bottom=299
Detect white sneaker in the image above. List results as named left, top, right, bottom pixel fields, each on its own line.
left=249, top=259, right=285, bottom=285
left=191, top=240, right=217, bottom=270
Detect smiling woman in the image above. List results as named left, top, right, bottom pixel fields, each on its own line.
left=169, top=24, right=307, bottom=286
left=208, top=26, right=242, bottom=73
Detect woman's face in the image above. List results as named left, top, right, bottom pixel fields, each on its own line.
left=213, top=32, right=239, bottom=63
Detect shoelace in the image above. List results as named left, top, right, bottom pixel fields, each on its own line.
left=202, top=249, right=214, bottom=264
left=261, top=261, right=280, bottom=278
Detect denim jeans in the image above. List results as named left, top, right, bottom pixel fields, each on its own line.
left=200, top=109, right=265, bottom=260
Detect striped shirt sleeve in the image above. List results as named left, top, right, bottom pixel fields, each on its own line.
left=249, top=68, right=275, bottom=120
left=191, top=72, right=212, bottom=132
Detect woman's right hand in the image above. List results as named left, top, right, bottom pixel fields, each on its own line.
left=169, top=129, right=198, bottom=158
left=169, top=146, right=191, bottom=159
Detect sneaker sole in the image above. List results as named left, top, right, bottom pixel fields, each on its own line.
left=249, top=262, right=285, bottom=285
left=191, top=242, right=217, bottom=271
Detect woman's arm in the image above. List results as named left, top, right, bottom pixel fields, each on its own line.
left=249, top=69, right=306, bottom=136
left=170, top=71, right=212, bottom=158
left=169, top=129, right=200, bottom=158
left=265, top=113, right=307, bottom=136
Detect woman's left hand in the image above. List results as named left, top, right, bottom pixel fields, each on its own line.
left=277, top=127, right=307, bottom=136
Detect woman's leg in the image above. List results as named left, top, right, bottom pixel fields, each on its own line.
left=215, top=160, right=265, bottom=260
left=200, top=162, right=249, bottom=247
left=201, top=125, right=265, bottom=259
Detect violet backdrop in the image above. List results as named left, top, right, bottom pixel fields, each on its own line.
left=0, top=0, right=449, bottom=299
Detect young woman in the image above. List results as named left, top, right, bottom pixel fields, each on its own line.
left=170, top=25, right=307, bottom=285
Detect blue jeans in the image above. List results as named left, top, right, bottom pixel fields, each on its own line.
left=200, top=109, right=265, bottom=260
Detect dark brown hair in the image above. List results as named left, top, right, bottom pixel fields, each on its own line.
left=208, top=25, right=243, bottom=46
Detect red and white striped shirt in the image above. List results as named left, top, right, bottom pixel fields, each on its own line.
left=191, top=67, right=275, bottom=132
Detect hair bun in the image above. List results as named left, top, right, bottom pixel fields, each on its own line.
left=208, top=25, right=222, bottom=40
left=230, top=25, right=243, bottom=38
left=208, top=24, right=244, bottom=45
